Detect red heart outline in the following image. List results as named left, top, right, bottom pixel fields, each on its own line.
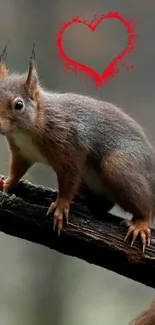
left=56, top=12, right=137, bottom=89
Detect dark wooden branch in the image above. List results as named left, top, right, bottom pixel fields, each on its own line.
left=0, top=175, right=155, bottom=288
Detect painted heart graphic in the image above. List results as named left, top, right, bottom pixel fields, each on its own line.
left=56, top=12, right=137, bottom=89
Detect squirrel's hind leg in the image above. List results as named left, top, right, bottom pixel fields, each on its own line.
left=100, top=152, right=153, bottom=252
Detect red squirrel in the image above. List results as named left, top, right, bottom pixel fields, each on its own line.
left=0, top=44, right=154, bottom=252
left=129, top=299, right=155, bottom=325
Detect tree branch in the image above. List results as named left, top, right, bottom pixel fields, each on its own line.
left=0, top=175, right=155, bottom=288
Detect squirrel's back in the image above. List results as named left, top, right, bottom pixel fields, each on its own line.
left=41, top=90, right=155, bottom=162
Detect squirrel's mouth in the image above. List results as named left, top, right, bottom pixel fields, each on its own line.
left=0, top=129, right=11, bottom=136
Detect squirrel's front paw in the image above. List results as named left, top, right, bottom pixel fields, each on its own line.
left=2, top=178, right=14, bottom=193
left=0, top=178, right=16, bottom=193
left=47, top=199, right=70, bottom=235
left=0, top=178, right=4, bottom=191
left=123, top=219, right=151, bottom=253
left=0, top=178, right=11, bottom=193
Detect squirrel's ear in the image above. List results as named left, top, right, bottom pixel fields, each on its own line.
left=25, top=43, right=39, bottom=98
left=0, top=42, right=9, bottom=80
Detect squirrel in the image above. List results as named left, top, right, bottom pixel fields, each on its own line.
left=129, top=299, right=155, bottom=325
left=0, top=43, right=154, bottom=252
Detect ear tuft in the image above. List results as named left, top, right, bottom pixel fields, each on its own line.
left=30, top=42, right=35, bottom=61
left=25, top=42, right=39, bottom=98
left=0, top=40, right=10, bottom=80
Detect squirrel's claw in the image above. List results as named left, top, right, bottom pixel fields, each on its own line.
left=124, top=220, right=151, bottom=252
left=53, top=212, right=63, bottom=235
left=47, top=200, right=57, bottom=216
left=47, top=199, right=69, bottom=234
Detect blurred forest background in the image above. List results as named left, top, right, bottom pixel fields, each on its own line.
left=0, top=0, right=155, bottom=324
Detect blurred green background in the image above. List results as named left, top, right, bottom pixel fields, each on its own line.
left=0, top=0, right=155, bottom=324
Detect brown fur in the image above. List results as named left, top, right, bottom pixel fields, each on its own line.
left=0, top=63, right=8, bottom=80
left=101, top=152, right=153, bottom=218
left=0, top=43, right=9, bottom=80
left=129, top=299, right=155, bottom=325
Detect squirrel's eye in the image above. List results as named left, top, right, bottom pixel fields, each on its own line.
left=14, top=100, right=24, bottom=110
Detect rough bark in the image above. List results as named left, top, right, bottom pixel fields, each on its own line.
left=0, top=175, right=155, bottom=288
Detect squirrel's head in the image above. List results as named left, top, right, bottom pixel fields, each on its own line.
left=0, top=43, right=41, bottom=136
